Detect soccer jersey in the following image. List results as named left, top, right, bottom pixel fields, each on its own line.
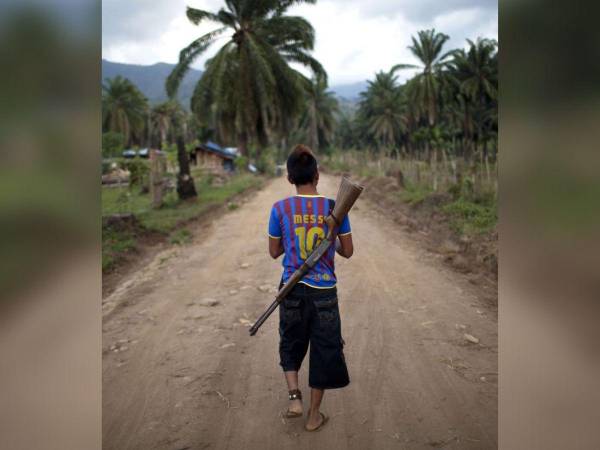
left=268, top=195, right=351, bottom=289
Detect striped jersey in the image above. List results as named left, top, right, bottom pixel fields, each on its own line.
left=268, top=195, right=351, bottom=289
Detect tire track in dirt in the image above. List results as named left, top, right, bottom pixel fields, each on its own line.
left=103, top=174, right=497, bottom=450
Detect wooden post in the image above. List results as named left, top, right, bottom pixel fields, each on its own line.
left=150, top=149, right=166, bottom=209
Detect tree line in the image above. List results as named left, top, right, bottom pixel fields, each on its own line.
left=102, top=0, right=497, bottom=169
left=339, top=30, right=498, bottom=166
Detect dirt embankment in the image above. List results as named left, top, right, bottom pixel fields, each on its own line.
left=328, top=171, right=497, bottom=300
left=102, top=178, right=265, bottom=298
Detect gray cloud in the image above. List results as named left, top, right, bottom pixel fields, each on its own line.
left=326, top=0, right=497, bottom=22
left=102, top=0, right=185, bottom=46
left=102, top=0, right=498, bottom=84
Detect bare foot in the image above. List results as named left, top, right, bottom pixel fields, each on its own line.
left=305, top=411, right=327, bottom=431
left=287, top=398, right=303, bottom=416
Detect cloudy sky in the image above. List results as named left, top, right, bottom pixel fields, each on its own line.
left=102, top=0, right=497, bottom=85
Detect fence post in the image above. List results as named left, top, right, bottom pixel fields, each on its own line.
left=150, top=149, right=166, bottom=209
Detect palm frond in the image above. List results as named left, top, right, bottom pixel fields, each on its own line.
left=186, top=6, right=221, bottom=25
left=166, top=27, right=228, bottom=99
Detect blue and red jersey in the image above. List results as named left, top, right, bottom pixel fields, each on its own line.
left=268, top=195, right=351, bottom=289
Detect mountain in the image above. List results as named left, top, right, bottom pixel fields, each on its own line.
left=101, top=59, right=202, bottom=108
left=329, top=81, right=368, bottom=101
left=101, top=59, right=365, bottom=109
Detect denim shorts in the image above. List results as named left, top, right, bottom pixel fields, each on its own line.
left=278, top=282, right=350, bottom=390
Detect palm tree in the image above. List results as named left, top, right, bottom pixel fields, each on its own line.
left=102, top=76, right=148, bottom=146
left=335, top=113, right=359, bottom=150
left=300, top=76, right=339, bottom=152
left=356, top=70, right=405, bottom=153
left=392, top=29, right=453, bottom=188
left=150, top=101, right=197, bottom=199
left=150, top=103, right=171, bottom=149
left=166, top=0, right=325, bottom=156
left=449, top=38, right=498, bottom=160
left=150, top=101, right=184, bottom=149
left=392, top=29, right=453, bottom=128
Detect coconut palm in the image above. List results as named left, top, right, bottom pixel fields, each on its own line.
left=166, top=0, right=325, bottom=156
left=150, top=100, right=197, bottom=199
left=300, top=75, right=339, bottom=152
left=356, top=70, right=405, bottom=152
left=392, top=29, right=453, bottom=127
left=449, top=38, right=498, bottom=158
left=150, top=100, right=185, bottom=149
left=335, top=113, right=359, bottom=150
left=102, top=76, right=148, bottom=146
left=450, top=38, right=498, bottom=105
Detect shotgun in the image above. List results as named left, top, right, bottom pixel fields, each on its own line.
left=249, top=177, right=364, bottom=336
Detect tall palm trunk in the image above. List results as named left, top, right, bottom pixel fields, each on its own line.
left=309, top=99, right=318, bottom=152
left=237, top=131, right=248, bottom=157
left=280, top=135, right=288, bottom=164
left=176, top=135, right=197, bottom=200
left=160, top=127, right=167, bottom=150
left=431, top=146, right=438, bottom=192
left=483, top=139, right=491, bottom=185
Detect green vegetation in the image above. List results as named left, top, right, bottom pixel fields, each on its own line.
left=102, top=174, right=260, bottom=232
left=102, top=226, right=137, bottom=271
left=297, top=75, right=339, bottom=152
left=323, top=148, right=497, bottom=237
left=400, top=183, right=433, bottom=206
left=166, top=0, right=325, bottom=156
left=102, top=132, right=125, bottom=158
left=338, top=33, right=498, bottom=167
left=102, top=173, right=263, bottom=271
left=443, top=197, right=497, bottom=235
left=100, top=5, right=498, bottom=269
left=102, top=76, right=148, bottom=147
left=122, top=157, right=150, bottom=187
left=169, top=228, right=192, bottom=245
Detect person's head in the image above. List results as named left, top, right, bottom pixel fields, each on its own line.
left=286, top=144, right=319, bottom=186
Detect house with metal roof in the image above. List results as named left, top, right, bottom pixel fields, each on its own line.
left=192, top=141, right=237, bottom=173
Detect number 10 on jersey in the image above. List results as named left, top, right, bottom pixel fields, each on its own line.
left=294, top=226, right=325, bottom=260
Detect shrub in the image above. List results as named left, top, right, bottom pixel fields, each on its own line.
left=256, top=152, right=276, bottom=176
left=102, top=160, right=113, bottom=175
left=400, top=183, right=432, bottom=205
left=443, top=198, right=497, bottom=234
left=169, top=228, right=192, bottom=245
left=102, top=132, right=125, bottom=158
left=121, top=157, right=150, bottom=188
left=235, top=156, right=249, bottom=172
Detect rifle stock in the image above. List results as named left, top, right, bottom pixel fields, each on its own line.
left=249, top=177, right=363, bottom=336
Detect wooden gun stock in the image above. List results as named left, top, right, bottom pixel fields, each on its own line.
left=249, top=177, right=363, bottom=337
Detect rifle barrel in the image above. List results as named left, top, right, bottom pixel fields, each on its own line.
left=248, top=298, right=279, bottom=336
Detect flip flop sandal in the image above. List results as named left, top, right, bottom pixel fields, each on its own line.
left=305, top=412, right=329, bottom=432
left=285, top=389, right=303, bottom=418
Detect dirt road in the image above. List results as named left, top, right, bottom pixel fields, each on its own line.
left=102, top=174, right=497, bottom=450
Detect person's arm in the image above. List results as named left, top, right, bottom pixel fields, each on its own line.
left=267, top=205, right=284, bottom=259
left=336, top=234, right=353, bottom=258
left=269, top=237, right=284, bottom=259
left=335, top=213, right=353, bottom=258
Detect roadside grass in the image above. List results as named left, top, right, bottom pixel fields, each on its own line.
left=323, top=149, right=497, bottom=237
left=399, top=183, right=433, bottom=206
left=102, top=173, right=263, bottom=271
left=102, top=226, right=136, bottom=271
left=401, top=181, right=496, bottom=235
left=169, top=228, right=192, bottom=245
left=443, top=196, right=497, bottom=235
